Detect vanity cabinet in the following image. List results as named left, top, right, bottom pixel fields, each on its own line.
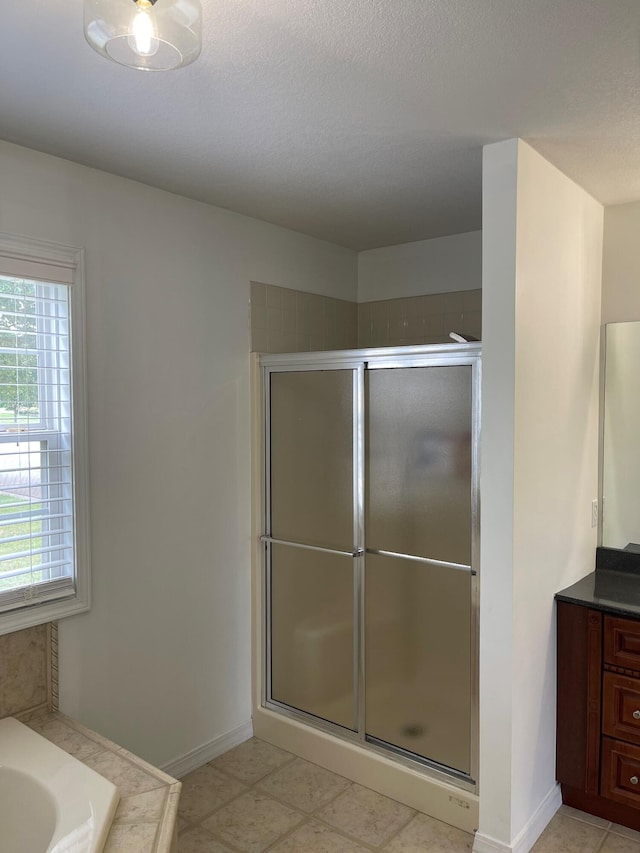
left=557, top=601, right=640, bottom=829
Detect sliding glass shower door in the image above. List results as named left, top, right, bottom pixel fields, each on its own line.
left=267, top=367, right=360, bottom=731
left=262, top=347, right=479, bottom=784
left=365, top=365, right=473, bottom=775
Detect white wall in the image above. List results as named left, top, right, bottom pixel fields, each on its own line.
left=478, top=138, right=518, bottom=849
left=602, top=201, right=640, bottom=324
left=0, top=140, right=357, bottom=767
left=478, top=140, right=602, bottom=852
left=357, top=230, right=481, bottom=302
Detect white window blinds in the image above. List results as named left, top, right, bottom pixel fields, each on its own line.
left=0, top=275, right=76, bottom=612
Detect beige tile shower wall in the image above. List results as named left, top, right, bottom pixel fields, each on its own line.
left=250, top=282, right=358, bottom=353
left=0, top=622, right=57, bottom=718
left=250, top=283, right=481, bottom=353
left=358, top=289, right=482, bottom=348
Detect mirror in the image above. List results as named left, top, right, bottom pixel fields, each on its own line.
left=601, top=321, right=640, bottom=551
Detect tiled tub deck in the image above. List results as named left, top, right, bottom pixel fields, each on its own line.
left=19, top=710, right=180, bottom=853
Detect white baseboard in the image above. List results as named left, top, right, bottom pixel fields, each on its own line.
left=161, top=719, right=253, bottom=779
left=473, top=783, right=561, bottom=853
left=510, top=784, right=561, bottom=853
left=473, top=834, right=513, bottom=853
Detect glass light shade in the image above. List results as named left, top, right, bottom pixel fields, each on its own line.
left=84, top=0, right=202, bottom=71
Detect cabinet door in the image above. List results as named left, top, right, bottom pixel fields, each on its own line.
left=556, top=602, right=602, bottom=794
left=602, top=737, right=640, bottom=808
left=604, top=616, right=640, bottom=671
left=603, top=673, right=640, bottom=747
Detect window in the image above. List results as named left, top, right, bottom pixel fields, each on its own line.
left=0, top=234, right=89, bottom=634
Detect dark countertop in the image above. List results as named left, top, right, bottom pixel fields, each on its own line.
left=555, top=546, right=640, bottom=618
left=556, top=568, right=640, bottom=619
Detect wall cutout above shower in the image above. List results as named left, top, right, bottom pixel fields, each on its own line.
left=249, top=282, right=482, bottom=353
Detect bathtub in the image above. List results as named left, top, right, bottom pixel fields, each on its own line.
left=0, top=717, right=120, bottom=853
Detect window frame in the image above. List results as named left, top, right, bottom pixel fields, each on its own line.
left=0, top=232, right=90, bottom=636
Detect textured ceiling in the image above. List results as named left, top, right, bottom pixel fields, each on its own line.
left=2, top=1, right=640, bottom=249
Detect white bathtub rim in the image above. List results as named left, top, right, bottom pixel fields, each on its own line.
left=0, top=716, right=119, bottom=853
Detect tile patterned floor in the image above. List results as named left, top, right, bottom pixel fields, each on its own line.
left=178, top=738, right=640, bottom=852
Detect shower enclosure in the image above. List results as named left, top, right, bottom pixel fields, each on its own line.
left=260, top=344, right=480, bottom=788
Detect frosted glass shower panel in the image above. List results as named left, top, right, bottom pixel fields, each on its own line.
left=270, top=370, right=354, bottom=550
left=367, top=366, right=472, bottom=565
left=270, top=544, right=355, bottom=730
left=365, top=552, right=472, bottom=773
left=263, top=350, right=479, bottom=784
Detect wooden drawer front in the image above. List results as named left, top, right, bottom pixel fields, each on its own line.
left=603, top=673, right=640, bottom=746
left=602, top=738, right=640, bottom=807
left=604, top=615, right=640, bottom=670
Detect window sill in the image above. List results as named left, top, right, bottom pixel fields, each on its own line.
left=0, top=589, right=90, bottom=637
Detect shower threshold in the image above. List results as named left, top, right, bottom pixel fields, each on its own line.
left=264, top=697, right=476, bottom=792
left=253, top=697, right=479, bottom=835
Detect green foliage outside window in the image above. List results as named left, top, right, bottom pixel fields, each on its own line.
left=0, top=279, right=39, bottom=421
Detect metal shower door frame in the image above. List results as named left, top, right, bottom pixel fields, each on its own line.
left=260, top=343, right=481, bottom=792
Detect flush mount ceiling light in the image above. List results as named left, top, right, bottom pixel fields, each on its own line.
left=84, top=0, right=202, bottom=71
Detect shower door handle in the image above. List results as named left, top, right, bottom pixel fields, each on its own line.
left=260, top=535, right=363, bottom=559
left=365, top=548, right=475, bottom=574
